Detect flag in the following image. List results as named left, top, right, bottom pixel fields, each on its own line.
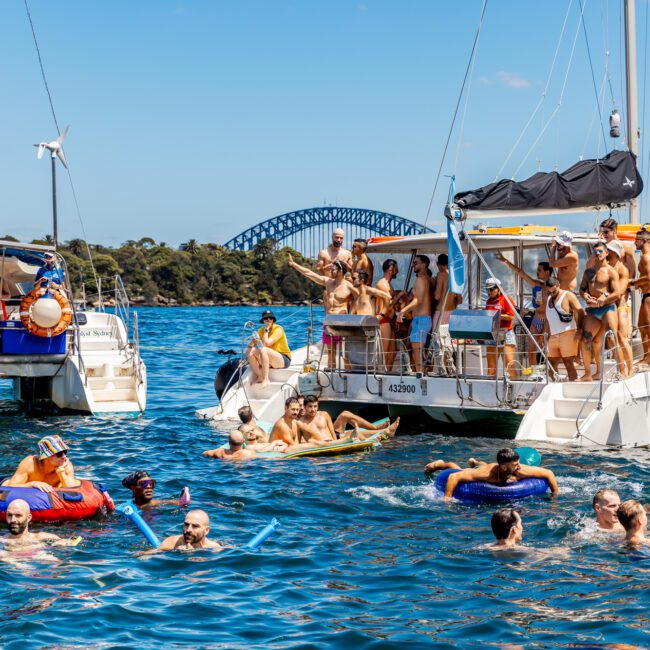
left=447, top=217, right=465, bottom=294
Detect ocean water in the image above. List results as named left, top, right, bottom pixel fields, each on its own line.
left=0, top=306, right=649, bottom=649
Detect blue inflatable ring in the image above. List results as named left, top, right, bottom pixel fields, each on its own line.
left=434, top=468, right=550, bottom=503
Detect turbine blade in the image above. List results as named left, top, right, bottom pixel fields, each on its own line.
left=37, top=144, right=45, bottom=159
left=56, top=147, right=68, bottom=169
left=57, top=125, right=69, bottom=144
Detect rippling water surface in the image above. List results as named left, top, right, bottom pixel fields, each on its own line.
left=1, top=306, right=649, bottom=649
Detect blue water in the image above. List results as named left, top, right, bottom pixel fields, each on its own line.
left=1, top=306, right=650, bottom=649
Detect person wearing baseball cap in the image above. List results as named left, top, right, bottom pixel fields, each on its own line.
left=484, top=277, right=517, bottom=379
left=605, top=239, right=633, bottom=377
left=1, top=434, right=76, bottom=493
left=549, top=230, right=579, bottom=291
left=34, top=251, right=66, bottom=289
left=245, top=309, right=292, bottom=388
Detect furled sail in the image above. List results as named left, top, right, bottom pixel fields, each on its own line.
left=454, top=150, right=643, bottom=214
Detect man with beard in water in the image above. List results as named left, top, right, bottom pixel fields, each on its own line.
left=154, top=509, right=222, bottom=552
left=122, top=471, right=190, bottom=510
left=424, top=448, right=559, bottom=499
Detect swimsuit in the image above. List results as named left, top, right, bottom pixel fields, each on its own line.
left=322, top=324, right=342, bottom=346
left=410, top=315, right=432, bottom=344
left=643, top=293, right=650, bottom=302
left=586, top=304, right=616, bottom=320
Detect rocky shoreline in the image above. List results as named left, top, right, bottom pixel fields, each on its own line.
left=92, top=296, right=322, bottom=308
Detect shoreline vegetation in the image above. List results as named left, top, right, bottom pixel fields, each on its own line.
left=7, top=235, right=323, bottom=307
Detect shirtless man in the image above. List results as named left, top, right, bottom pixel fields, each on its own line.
left=2, top=499, right=62, bottom=550
left=432, top=254, right=461, bottom=331
left=316, top=228, right=352, bottom=276
left=396, top=255, right=433, bottom=372
left=331, top=409, right=399, bottom=440
left=153, top=510, right=222, bottom=552
left=578, top=242, right=620, bottom=381
left=633, top=228, right=650, bottom=364
left=298, top=394, right=337, bottom=443
left=606, top=240, right=633, bottom=377
left=2, top=435, right=76, bottom=492
left=238, top=405, right=267, bottom=443
left=350, top=271, right=391, bottom=316
left=202, top=431, right=257, bottom=461
left=241, top=425, right=288, bottom=453
left=288, top=255, right=358, bottom=367
left=376, top=259, right=399, bottom=371
left=593, top=489, right=624, bottom=533
left=617, top=500, right=650, bottom=546
left=549, top=231, right=579, bottom=291
left=351, top=238, right=374, bottom=285
left=496, top=252, right=552, bottom=366
left=269, top=397, right=322, bottom=447
left=488, top=508, right=524, bottom=550
left=121, top=471, right=190, bottom=510
left=597, top=217, right=636, bottom=280
left=424, top=448, right=559, bottom=499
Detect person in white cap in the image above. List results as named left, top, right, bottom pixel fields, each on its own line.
left=484, top=277, right=517, bottom=378
left=34, top=252, right=66, bottom=289
left=549, top=231, right=579, bottom=291
left=606, top=240, right=633, bottom=377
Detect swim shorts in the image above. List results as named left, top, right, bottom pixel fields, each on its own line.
left=281, top=354, right=292, bottom=368
left=322, top=324, right=342, bottom=347
left=586, top=304, right=616, bottom=320
left=548, top=329, right=578, bottom=358
left=410, top=315, right=432, bottom=344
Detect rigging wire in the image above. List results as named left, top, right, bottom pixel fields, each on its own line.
left=641, top=0, right=649, bottom=215
left=423, top=0, right=487, bottom=228
left=24, top=0, right=99, bottom=292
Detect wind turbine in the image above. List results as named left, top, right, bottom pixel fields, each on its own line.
left=34, top=125, right=69, bottom=249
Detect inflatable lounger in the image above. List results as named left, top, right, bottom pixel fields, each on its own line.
left=0, top=480, right=115, bottom=523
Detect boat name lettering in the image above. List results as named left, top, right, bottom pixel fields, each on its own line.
left=79, top=329, right=112, bottom=338
left=387, top=383, right=416, bottom=394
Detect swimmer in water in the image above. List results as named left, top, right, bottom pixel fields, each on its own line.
left=1, top=499, right=79, bottom=550
left=2, top=435, right=76, bottom=492
left=617, top=500, right=650, bottom=547
left=593, top=489, right=624, bottom=533
left=122, top=471, right=190, bottom=510
left=425, top=448, right=559, bottom=499
left=240, top=424, right=288, bottom=453
left=150, top=509, right=222, bottom=552
left=202, top=430, right=257, bottom=460
left=237, top=405, right=268, bottom=443
left=488, top=508, right=523, bottom=550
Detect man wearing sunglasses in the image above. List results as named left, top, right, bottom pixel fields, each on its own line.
left=122, top=470, right=190, bottom=510
left=1, top=435, right=76, bottom=493
left=548, top=231, right=579, bottom=291
left=597, top=218, right=636, bottom=280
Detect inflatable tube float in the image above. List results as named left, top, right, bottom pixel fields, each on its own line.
left=0, top=480, right=115, bottom=523
left=256, top=433, right=381, bottom=459
left=434, top=468, right=551, bottom=503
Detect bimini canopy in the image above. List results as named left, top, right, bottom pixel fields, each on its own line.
left=454, top=150, right=643, bottom=218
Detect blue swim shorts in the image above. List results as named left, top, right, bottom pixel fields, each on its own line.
left=586, top=304, right=615, bottom=321
left=410, top=315, right=433, bottom=344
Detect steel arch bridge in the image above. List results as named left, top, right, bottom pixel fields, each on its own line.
left=223, top=206, right=433, bottom=257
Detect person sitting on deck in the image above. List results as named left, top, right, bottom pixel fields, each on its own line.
left=617, top=500, right=650, bottom=547
left=423, top=448, right=559, bottom=499
left=238, top=405, right=267, bottom=443
left=34, top=252, right=66, bottom=289
left=488, top=508, right=524, bottom=550
left=484, top=278, right=517, bottom=379
left=593, top=489, right=624, bottom=533
left=121, top=471, right=190, bottom=510
left=245, top=310, right=292, bottom=389
left=202, top=431, right=257, bottom=461
left=2, top=435, right=76, bottom=492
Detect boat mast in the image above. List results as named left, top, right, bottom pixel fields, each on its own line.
left=625, top=0, right=640, bottom=224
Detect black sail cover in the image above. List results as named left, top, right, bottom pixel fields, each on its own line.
left=454, top=150, right=643, bottom=212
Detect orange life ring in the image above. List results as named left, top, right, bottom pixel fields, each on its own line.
left=19, top=287, right=72, bottom=338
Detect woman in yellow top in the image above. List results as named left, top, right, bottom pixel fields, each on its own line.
left=246, top=310, right=292, bottom=388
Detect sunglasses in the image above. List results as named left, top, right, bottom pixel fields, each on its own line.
left=593, top=247, right=606, bottom=254
left=136, top=479, right=155, bottom=489
left=54, top=451, right=67, bottom=458
left=599, top=229, right=613, bottom=235
left=262, top=317, right=274, bottom=321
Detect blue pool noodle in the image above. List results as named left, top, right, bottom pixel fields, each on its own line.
left=244, top=518, right=280, bottom=550
left=117, top=503, right=162, bottom=548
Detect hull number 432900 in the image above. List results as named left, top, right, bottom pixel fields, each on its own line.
left=387, top=383, right=416, bottom=394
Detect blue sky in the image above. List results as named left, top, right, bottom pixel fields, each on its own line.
left=0, top=0, right=647, bottom=247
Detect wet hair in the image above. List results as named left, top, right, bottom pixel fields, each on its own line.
left=382, top=258, right=398, bottom=272
left=496, top=448, right=520, bottom=465
left=538, top=262, right=551, bottom=274
left=617, top=500, right=644, bottom=530
left=491, top=508, right=520, bottom=541
left=353, top=238, right=368, bottom=251
left=546, top=277, right=560, bottom=288
left=331, top=260, right=345, bottom=273
left=122, top=470, right=151, bottom=489
left=304, top=394, right=319, bottom=405
left=599, top=217, right=618, bottom=231
left=357, top=270, right=370, bottom=285
left=437, top=253, right=448, bottom=266
left=415, top=254, right=430, bottom=267
left=238, top=406, right=254, bottom=424
left=593, top=488, right=619, bottom=510
left=285, top=397, right=299, bottom=408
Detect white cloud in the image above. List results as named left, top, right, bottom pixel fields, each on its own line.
left=497, top=71, right=531, bottom=89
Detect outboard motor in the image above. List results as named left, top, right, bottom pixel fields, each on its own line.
left=214, top=358, right=242, bottom=400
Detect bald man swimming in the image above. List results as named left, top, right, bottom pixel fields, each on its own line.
left=153, top=509, right=222, bottom=552
left=1, top=499, right=69, bottom=550
left=202, top=430, right=257, bottom=460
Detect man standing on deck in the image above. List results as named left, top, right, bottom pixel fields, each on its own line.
left=288, top=255, right=358, bottom=367
left=350, top=271, right=391, bottom=316
left=395, top=255, right=433, bottom=372
left=376, top=259, right=399, bottom=372
left=431, top=254, right=462, bottom=332
left=316, top=229, right=352, bottom=276
left=597, top=218, right=636, bottom=280
left=633, top=228, right=650, bottom=365
left=351, top=239, right=374, bottom=285
left=605, top=240, right=633, bottom=377
left=578, top=242, right=620, bottom=381
left=549, top=231, right=579, bottom=291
